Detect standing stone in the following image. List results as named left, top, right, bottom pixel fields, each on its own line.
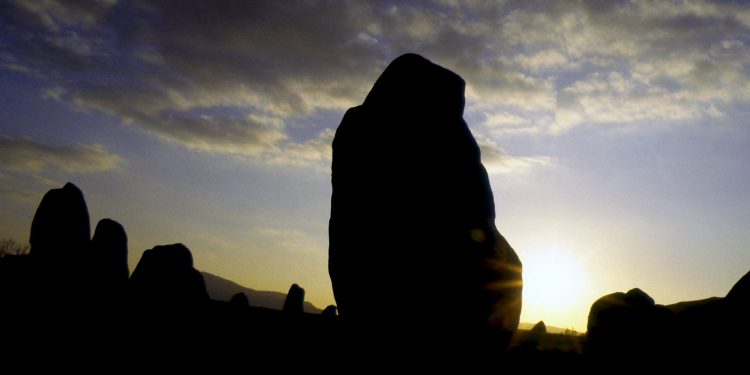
left=29, top=182, right=90, bottom=259
left=90, top=218, right=129, bottom=299
left=321, top=305, right=338, bottom=318
left=28, top=182, right=91, bottom=307
left=230, top=292, right=249, bottom=307
left=283, top=283, right=305, bottom=314
left=129, top=243, right=209, bottom=307
left=586, top=288, right=676, bottom=366
left=531, top=321, right=547, bottom=334
left=328, top=53, right=522, bottom=357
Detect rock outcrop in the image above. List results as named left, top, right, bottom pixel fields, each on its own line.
left=328, top=53, right=522, bottom=358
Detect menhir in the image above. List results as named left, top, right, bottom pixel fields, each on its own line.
left=328, top=54, right=522, bottom=356
left=30, top=182, right=90, bottom=260
left=28, top=182, right=91, bottom=300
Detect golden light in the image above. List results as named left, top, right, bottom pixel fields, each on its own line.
left=521, top=246, right=587, bottom=329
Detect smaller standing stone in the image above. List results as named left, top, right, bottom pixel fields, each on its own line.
left=90, top=218, right=129, bottom=298
left=321, top=305, right=338, bottom=318
left=531, top=320, right=547, bottom=334
left=283, top=283, right=305, bottom=314
left=230, top=292, right=249, bottom=307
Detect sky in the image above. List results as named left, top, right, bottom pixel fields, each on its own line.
left=1, top=0, right=750, bottom=331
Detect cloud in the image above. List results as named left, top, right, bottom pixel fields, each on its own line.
left=0, top=135, right=125, bottom=203
left=1, top=0, right=748, bottom=159
left=476, top=136, right=555, bottom=175
left=529, top=1, right=750, bottom=131
left=0, top=135, right=125, bottom=174
left=514, top=49, right=572, bottom=72
left=552, top=71, right=718, bottom=132
left=1, top=0, right=386, bottom=163
left=252, top=226, right=324, bottom=255
left=261, top=128, right=334, bottom=169
left=488, top=1, right=750, bottom=132
left=479, top=110, right=545, bottom=136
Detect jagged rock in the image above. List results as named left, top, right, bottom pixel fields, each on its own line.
left=129, top=243, right=209, bottom=307
left=328, top=53, right=522, bottom=356
left=89, top=218, right=129, bottom=298
left=321, top=305, right=338, bottom=318
left=531, top=320, right=547, bottom=334
left=587, top=288, right=676, bottom=364
left=283, top=283, right=305, bottom=314
left=230, top=292, right=249, bottom=307
left=29, top=182, right=90, bottom=259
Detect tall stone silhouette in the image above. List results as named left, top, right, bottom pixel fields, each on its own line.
left=29, top=182, right=90, bottom=259
left=328, top=53, right=522, bottom=357
left=27, top=182, right=91, bottom=305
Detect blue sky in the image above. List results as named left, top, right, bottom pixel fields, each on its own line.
left=1, top=0, right=749, bottom=330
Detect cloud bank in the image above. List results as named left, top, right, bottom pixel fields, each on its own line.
left=0, top=135, right=125, bottom=174
left=0, top=134, right=125, bottom=201
left=2, top=0, right=748, bottom=170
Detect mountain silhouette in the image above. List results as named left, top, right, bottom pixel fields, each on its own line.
left=201, top=271, right=321, bottom=313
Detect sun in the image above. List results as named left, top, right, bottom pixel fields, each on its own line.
left=521, top=247, right=587, bottom=328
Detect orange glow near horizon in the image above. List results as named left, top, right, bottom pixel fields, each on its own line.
left=521, top=246, right=589, bottom=332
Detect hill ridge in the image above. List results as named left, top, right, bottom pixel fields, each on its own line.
left=201, top=271, right=322, bottom=313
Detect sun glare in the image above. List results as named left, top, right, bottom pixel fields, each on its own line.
left=522, top=247, right=587, bottom=329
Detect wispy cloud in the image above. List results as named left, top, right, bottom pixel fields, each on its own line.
left=0, top=134, right=124, bottom=203
left=253, top=226, right=324, bottom=255
left=261, top=129, right=334, bottom=169
left=476, top=136, right=555, bottom=175
left=0, top=135, right=125, bottom=174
